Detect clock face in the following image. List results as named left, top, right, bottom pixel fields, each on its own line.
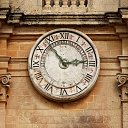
left=28, top=28, right=100, bottom=102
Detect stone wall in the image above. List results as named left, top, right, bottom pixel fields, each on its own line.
left=0, top=1, right=128, bottom=128
left=0, top=24, right=124, bottom=128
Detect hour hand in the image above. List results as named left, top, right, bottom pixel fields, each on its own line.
left=66, top=59, right=87, bottom=66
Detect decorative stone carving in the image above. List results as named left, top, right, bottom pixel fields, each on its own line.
left=7, top=13, right=23, bottom=24
left=67, top=0, right=71, bottom=7
left=84, top=0, right=88, bottom=7
left=42, top=0, right=46, bottom=7
left=0, top=7, right=126, bottom=25
left=0, top=73, right=11, bottom=97
left=59, top=0, right=63, bottom=7
left=0, top=8, right=9, bottom=19
left=116, top=73, right=128, bottom=96
left=50, top=0, right=55, bottom=7
left=76, top=0, right=80, bottom=7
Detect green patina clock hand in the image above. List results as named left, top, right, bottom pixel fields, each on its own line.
left=47, top=43, right=64, bottom=63
left=47, top=42, right=67, bottom=67
left=52, top=48, right=63, bottom=62
left=65, top=59, right=87, bottom=66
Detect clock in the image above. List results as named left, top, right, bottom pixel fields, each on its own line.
left=28, top=28, right=100, bottom=102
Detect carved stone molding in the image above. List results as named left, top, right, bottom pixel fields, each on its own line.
left=0, top=7, right=126, bottom=25
left=116, top=73, right=128, bottom=96
left=0, top=73, right=11, bottom=98
left=0, top=7, right=128, bottom=26
left=0, top=8, right=9, bottom=19
left=7, top=13, right=23, bottom=24
left=0, top=56, right=11, bottom=62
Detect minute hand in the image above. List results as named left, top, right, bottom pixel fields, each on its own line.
left=52, top=48, right=63, bottom=62
left=65, top=59, right=87, bottom=66
left=47, top=42, right=63, bottom=62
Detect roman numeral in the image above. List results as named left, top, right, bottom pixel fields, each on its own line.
left=60, top=88, right=68, bottom=96
left=85, top=47, right=93, bottom=52
left=34, top=72, right=43, bottom=83
left=34, top=72, right=42, bottom=80
left=76, top=36, right=80, bottom=42
left=84, top=74, right=93, bottom=83
left=44, top=83, right=53, bottom=93
left=60, top=32, right=69, bottom=39
left=89, top=61, right=96, bottom=67
left=76, top=85, right=82, bottom=92
left=45, top=35, right=55, bottom=43
left=33, top=61, right=39, bottom=68
left=36, top=46, right=44, bottom=53
left=83, top=60, right=88, bottom=65
left=40, top=61, right=45, bottom=67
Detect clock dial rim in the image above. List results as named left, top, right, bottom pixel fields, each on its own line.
left=28, top=28, right=100, bottom=102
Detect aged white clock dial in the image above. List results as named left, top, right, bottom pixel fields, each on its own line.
left=28, top=28, right=100, bottom=102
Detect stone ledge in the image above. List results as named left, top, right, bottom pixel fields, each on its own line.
left=118, top=55, right=128, bottom=60
left=0, top=7, right=127, bottom=25
left=0, top=8, right=9, bottom=19
left=10, top=57, right=27, bottom=62
left=118, top=55, right=128, bottom=69
left=100, top=57, right=119, bottom=63
left=0, top=56, right=11, bottom=62
left=17, top=13, right=123, bottom=25
left=8, top=57, right=120, bottom=76
left=119, top=8, right=128, bottom=19
left=10, top=57, right=118, bottom=63
left=0, top=100, right=7, bottom=103
left=121, top=99, right=128, bottom=103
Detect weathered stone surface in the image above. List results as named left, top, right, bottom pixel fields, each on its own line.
left=0, top=1, right=128, bottom=128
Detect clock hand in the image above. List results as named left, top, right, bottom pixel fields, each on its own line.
left=47, top=43, right=64, bottom=63
left=49, top=44, right=69, bottom=68
left=65, top=59, right=87, bottom=66
left=52, top=48, right=63, bottom=62
left=52, top=48, right=68, bottom=67
left=46, top=43, right=68, bottom=68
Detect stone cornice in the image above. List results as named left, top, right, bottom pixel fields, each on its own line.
left=0, top=8, right=10, bottom=19
left=10, top=57, right=27, bottom=62
left=19, top=14, right=109, bottom=25
left=118, top=55, right=128, bottom=61
left=119, top=8, right=128, bottom=27
left=7, top=13, right=23, bottom=24
left=117, top=55, right=128, bottom=69
left=1, top=7, right=128, bottom=25
left=119, top=8, right=128, bottom=19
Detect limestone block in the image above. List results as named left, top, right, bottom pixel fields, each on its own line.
left=122, top=38, right=128, bottom=55
left=0, top=0, right=9, bottom=8
left=92, top=0, right=119, bottom=12
left=0, top=109, right=5, bottom=128
left=120, top=0, right=128, bottom=7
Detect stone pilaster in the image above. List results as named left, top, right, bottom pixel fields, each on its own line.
left=0, top=56, right=11, bottom=128
left=0, top=73, right=11, bottom=128
left=0, top=56, right=11, bottom=101
left=116, top=73, right=128, bottom=128
left=115, top=9, right=128, bottom=126
left=117, top=55, right=128, bottom=128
